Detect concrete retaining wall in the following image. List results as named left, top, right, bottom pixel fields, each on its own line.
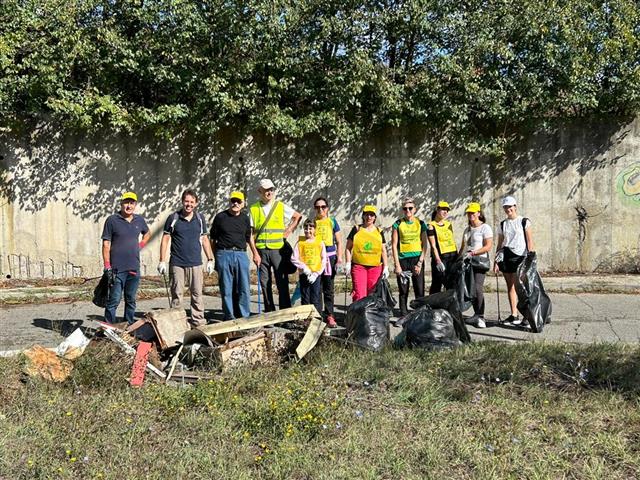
left=1, top=118, right=639, bottom=278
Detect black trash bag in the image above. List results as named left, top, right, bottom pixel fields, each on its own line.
left=402, top=306, right=462, bottom=350
left=345, top=278, right=394, bottom=351
left=132, top=323, right=157, bottom=342
left=516, top=252, right=552, bottom=333
left=410, top=290, right=471, bottom=343
left=92, top=270, right=113, bottom=308
left=446, top=257, right=475, bottom=312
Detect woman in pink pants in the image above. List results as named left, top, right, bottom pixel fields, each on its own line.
left=344, top=205, right=389, bottom=301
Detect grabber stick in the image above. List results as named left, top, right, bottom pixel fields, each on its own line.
left=257, top=268, right=262, bottom=314
left=162, top=272, right=172, bottom=308
left=495, top=272, right=502, bottom=324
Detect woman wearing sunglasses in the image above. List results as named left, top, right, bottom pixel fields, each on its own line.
left=344, top=205, right=389, bottom=301
left=312, top=196, right=343, bottom=328
left=391, top=197, right=427, bottom=316
left=426, top=200, right=458, bottom=293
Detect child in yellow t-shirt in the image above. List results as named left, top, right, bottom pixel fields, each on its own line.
left=292, top=218, right=327, bottom=316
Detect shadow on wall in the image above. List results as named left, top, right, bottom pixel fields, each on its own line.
left=0, top=118, right=634, bottom=225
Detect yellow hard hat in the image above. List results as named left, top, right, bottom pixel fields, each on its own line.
left=121, top=191, right=138, bottom=202
left=465, top=202, right=481, bottom=213
left=362, top=205, right=377, bottom=215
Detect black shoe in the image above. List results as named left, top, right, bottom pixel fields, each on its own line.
left=504, top=315, right=519, bottom=325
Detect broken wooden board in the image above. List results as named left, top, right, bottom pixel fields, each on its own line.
left=215, top=331, right=269, bottom=371
left=197, top=304, right=320, bottom=337
left=23, top=345, right=73, bottom=382
left=102, top=328, right=166, bottom=379
left=296, top=318, right=326, bottom=360
left=146, top=308, right=190, bottom=350
left=130, top=341, right=153, bottom=387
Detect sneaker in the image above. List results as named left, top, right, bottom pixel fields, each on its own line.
left=326, top=315, right=338, bottom=328
left=476, top=317, right=486, bottom=329
left=504, top=315, right=523, bottom=326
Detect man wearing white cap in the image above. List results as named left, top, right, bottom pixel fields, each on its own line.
left=249, top=179, right=302, bottom=311
left=494, top=195, right=535, bottom=325
left=210, top=191, right=252, bottom=320
left=158, top=189, right=214, bottom=327
left=101, top=191, right=150, bottom=324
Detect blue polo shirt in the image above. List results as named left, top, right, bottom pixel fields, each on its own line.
left=101, top=213, right=149, bottom=271
left=163, top=211, right=208, bottom=267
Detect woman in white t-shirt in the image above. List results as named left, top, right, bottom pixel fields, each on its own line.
left=459, top=202, right=493, bottom=328
left=494, top=196, right=534, bottom=325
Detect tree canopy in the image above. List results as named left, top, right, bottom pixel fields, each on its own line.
left=1, top=0, right=639, bottom=153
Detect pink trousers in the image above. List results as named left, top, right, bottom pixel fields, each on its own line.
left=351, top=264, right=383, bottom=301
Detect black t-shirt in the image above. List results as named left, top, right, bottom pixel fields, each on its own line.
left=210, top=210, right=251, bottom=250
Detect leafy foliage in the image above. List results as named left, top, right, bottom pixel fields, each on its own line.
left=1, top=0, right=639, bottom=152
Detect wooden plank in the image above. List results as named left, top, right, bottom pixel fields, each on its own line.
left=129, top=341, right=152, bottom=387
left=296, top=318, right=326, bottom=360
left=146, top=308, right=190, bottom=350
left=165, top=344, right=184, bottom=384
left=103, top=328, right=166, bottom=379
left=216, top=331, right=269, bottom=371
left=197, top=305, right=320, bottom=337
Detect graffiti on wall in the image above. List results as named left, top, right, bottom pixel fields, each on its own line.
left=616, top=162, right=640, bottom=206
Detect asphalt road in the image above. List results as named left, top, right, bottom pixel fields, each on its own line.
left=1, top=290, right=638, bottom=352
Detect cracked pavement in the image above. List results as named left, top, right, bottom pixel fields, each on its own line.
left=1, top=291, right=639, bottom=352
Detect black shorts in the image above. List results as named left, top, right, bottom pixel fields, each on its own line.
left=499, top=247, right=525, bottom=273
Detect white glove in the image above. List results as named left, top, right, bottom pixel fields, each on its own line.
left=463, top=250, right=473, bottom=260
left=343, top=262, right=351, bottom=276
left=206, top=260, right=215, bottom=275
left=436, top=261, right=446, bottom=273
left=302, top=266, right=312, bottom=277
left=495, top=250, right=504, bottom=263
left=308, top=272, right=319, bottom=283
left=157, top=262, right=167, bottom=275
left=382, top=266, right=389, bottom=279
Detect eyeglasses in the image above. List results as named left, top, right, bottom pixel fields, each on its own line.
left=363, top=212, right=376, bottom=217
left=402, top=206, right=414, bottom=211
left=438, top=208, right=450, bottom=212
left=230, top=199, right=242, bottom=205
left=503, top=205, right=515, bottom=209
left=314, top=205, right=328, bottom=210
left=263, top=188, right=275, bottom=193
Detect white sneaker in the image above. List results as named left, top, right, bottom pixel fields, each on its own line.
left=476, top=317, right=486, bottom=328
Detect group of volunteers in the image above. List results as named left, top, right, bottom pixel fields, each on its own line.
left=101, top=179, right=534, bottom=329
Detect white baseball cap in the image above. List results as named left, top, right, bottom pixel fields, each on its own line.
left=502, top=196, right=517, bottom=207
left=259, top=178, right=275, bottom=190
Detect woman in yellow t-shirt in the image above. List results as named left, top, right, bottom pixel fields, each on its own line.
left=345, top=205, right=389, bottom=301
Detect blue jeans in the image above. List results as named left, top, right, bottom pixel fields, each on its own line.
left=104, top=270, right=141, bottom=324
left=215, top=250, right=251, bottom=320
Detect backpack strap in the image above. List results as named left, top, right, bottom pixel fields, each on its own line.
left=169, top=212, right=179, bottom=234
left=254, top=201, right=281, bottom=241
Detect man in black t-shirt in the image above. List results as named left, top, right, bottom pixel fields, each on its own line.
left=210, top=191, right=252, bottom=320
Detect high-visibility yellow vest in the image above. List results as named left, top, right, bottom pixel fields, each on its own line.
left=352, top=226, right=383, bottom=266
left=429, top=220, right=457, bottom=254
left=298, top=237, right=323, bottom=272
left=250, top=201, right=285, bottom=249
left=315, top=217, right=335, bottom=248
left=398, top=219, right=423, bottom=254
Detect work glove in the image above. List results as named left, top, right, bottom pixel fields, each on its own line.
left=343, top=262, right=351, bottom=276
left=382, top=266, right=389, bottom=279
left=308, top=272, right=319, bottom=284
left=206, top=260, right=215, bottom=275
left=436, top=260, right=446, bottom=273
left=103, top=265, right=114, bottom=284
left=157, top=262, right=167, bottom=275
left=302, top=266, right=312, bottom=277
left=495, top=250, right=504, bottom=264
left=463, top=250, right=473, bottom=261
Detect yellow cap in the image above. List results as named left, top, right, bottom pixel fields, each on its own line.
left=436, top=201, right=450, bottom=210
left=121, top=192, right=138, bottom=202
left=229, top=191, right=245, bottom=201
left=362, top=205, right=377, bottom=215
left=465, top=202, right=481, bottom=213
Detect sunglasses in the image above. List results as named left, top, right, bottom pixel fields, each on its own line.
left=402, top=206, right=414, bottom=211
left=263, top=188, right=275, bottom=193
left=438, top=207, right=450, bottom=212
left=230, top=199, right=243, bottom=205
left=314, top=205, right=328, bottom=210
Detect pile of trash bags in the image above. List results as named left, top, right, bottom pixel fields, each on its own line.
left=447, top=256, right=475, bottom=313
left=408, top=290, right=472, bottom=348
left=516, top=252, right=552, bottom=332
left=345, top=278, right=396, bottom=351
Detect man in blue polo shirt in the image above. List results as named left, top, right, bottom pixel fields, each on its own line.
left=101, top=191, right=150, bottom=324
left=158, top=189, right=214, bottom=326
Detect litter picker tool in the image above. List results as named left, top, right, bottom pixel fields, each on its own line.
left=257, top=268, right=262, bottom=314
left=495, top=272, right=502, bottom=324
left=162, top=272, right=172, bottom=308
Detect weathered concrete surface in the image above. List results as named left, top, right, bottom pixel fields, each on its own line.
left=1, top=118, right=640, bottom=278
left=1, top=289, right=638, bottom=352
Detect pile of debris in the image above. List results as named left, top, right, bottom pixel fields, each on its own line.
left=22, top=305, right=337, bottom=387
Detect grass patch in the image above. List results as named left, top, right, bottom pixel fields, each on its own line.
left=1, top=342, right=639, bottom=478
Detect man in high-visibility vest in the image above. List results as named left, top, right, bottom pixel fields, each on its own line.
left=248, top=179, right=302, bottom=312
